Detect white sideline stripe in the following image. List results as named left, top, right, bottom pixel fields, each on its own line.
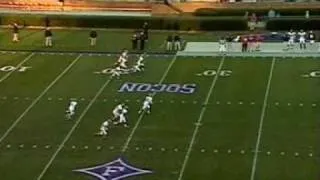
left=0, top=53, right=35, bottom=83
left=121, top=55, right=177, bottom=153
left=37, top=77, right=113, bottom=180
left=177, top=56, right=225, bottom=180
left=250, top=57, right=276, bottom=180
left=0, top=54, right=82, bottom=144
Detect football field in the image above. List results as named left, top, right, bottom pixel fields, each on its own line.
left=0, top=50, right=318, bottom=180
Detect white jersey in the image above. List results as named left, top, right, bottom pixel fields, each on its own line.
left=298, top=31, right=306, bottom=40
left=119, top=108, right=128, bottom=123
left=113, top=104, right=123, bottom=117
left=288, top=32, right=296, bottom=40
left=101, top=121, right=109, bottom=129
left=68, top=101, right=77, bottom=112
left=145, top=96, right=153, bottom=104
left=137, top=56, right=144, bottom=65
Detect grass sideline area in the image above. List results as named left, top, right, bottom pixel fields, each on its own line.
left=0, top=28, right=318, bottom=180
left=0, top=28, right=224, bottom=53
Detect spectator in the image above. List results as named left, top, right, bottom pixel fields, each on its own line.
left=89, top=30, right=97, bottom=46
left=268, top=9, right=276, bottom=19
left=249, top=13, right=257, bottom=31
left=44, top=27, right=53, bottom=47
left=12, top=23, right=19, bottom=42
left=305, top=10, right=310, bottom=19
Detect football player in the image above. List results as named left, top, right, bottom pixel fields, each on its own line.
left=133, top=54, right=145, bottom=72
left=308, top=30, right=316, bottom=47
left=114, top=106, right=129, bottom=127
left=298, top=29, right=306, bottom=50
left=117, top=50, right=128, bottom=69
left=110, top=66, right=121, bottom=78
left=218, top=36, right=227, bottom=53
left=287, top=29, right=296, bottom=49
left=66, top=100, right=77, bottom=120
left=138, top=94, right=153, bottom=114
left=112, top=103, right=124, bottom=120
left=96, top=119, right=110, bottom=137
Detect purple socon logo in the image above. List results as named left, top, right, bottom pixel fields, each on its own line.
left=73, top=158, right=152, bottom=180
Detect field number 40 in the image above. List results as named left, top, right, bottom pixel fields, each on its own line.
left=196, top=69, right=232, bottom=77
left=0, top=66, right=31, bottom=72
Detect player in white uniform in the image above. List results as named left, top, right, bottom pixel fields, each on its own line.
left=96, top=120, right=110, bottom=136
left=66, top=100, right=78, bottom=120
left=112, top=103, right=124, bottom=120
left=287, top=29, right=296, bottom=49
left=298, top=29, right=306, bottom=50
left=111, top=66, right=121, bottom=78
left=218, top=37, right=227, bottom=53
left=117, top=50, right=128, bottom=69
left=133, top=55, right=145, bottom=72
left=138, top=95, right=153, bottom=114
left=114, top=106, right=128, bottom=127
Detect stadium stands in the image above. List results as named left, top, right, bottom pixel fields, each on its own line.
left=0, top=0, right=152, bottom=12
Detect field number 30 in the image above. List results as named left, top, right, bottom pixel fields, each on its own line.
left=196, top=69, right=232, bottom=77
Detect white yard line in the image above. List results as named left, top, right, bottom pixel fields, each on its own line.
left=37, top=76, right=113, bottom=180
left=250, top=57, right=276, bottom=180
left=0, top=53, right=35, bottom=83
left=121, top=55, right=177, bottom=153
left=177, top=56, right=225, bottom=180
left=0, top=54, right=82, bottom=144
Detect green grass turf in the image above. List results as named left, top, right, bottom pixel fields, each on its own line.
left=0, top=51, right=318, bottom=180
left=0, top=28, right=234, bottom=53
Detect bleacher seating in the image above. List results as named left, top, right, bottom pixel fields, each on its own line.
left=0, top=0, right=152, bottom=12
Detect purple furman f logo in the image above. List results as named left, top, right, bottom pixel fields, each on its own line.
left=73, top=158, right=152, bottom=180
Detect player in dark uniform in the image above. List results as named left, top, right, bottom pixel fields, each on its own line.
left=139, top=31, right=146, bottom=51
left=174, top=34, right=181, bottom=51
left=12, top=23, right=19, bottom=42
left=89, top=30, right=97, bottom=46
left=166, top=35, right=173, bottom=51
left=131, top=32, right=138, bottom=50
left=307, top=30, right=316, bottom=48
left=44, top=27, right=53, bottom=47
left=142, top=22, right=149, bottom=41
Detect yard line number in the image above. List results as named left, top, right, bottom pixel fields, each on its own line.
left=196, top=69, right=232, bottom=77
left=0, top=66, right=31, bottom=72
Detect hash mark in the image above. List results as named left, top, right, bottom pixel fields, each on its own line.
left=299, top=103, right=303, bottom=107
left=84, top=146, right=89, bottom=149
left=161, top=148, right=166, bottom=151
left=19, top=144, right=24, bottom=148
left=45, top=145, right=50, bottom=149
left=266, top=151, right=271, bottom=155
left=216, top=101, right=220, bottom=105
left=294, top=152, right=299, bottom=157
left=6, top=144, right=11, bottom=148
left=275, top=102, right=279, bottom=106
left=174, top=148, right=179, bottom=152
left=280, top=152, right=285, bottom=156
left=148, top=147, right=153, bottom=151
left=309, top=153, right=313, bottom=157
left=97, top=146, right=102, bottom=150
left=32, top=145, right=37, bottom=148
left=227, top=149, right=232, bottom=154
left=312, top=104, right=316, bottom=107
left=213, top=149, right=218, bottom=153
left=240, top=150, right=245, bottom=154
left=48, top=98, right=52, bottom=101
left=135, top=147, right=140, bottom=151
left=14, top=97, right=19, bottom=100
left=287, top=103, right=291, bottom=106
left=239, top=101, right=243, bottom=105
left=109, top=146, right=114, bottom=150
left=200, top=149, right=206, bottom=153
left=227, top=101, right=231, bottom=105
left=250, top=102, right=255, bottom=105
